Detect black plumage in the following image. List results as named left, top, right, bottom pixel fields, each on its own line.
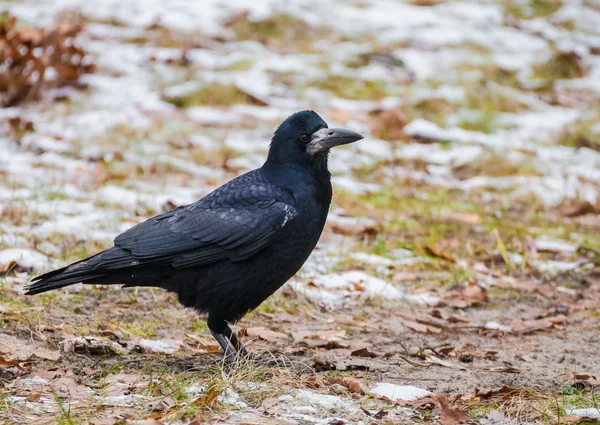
left=25, top=110, right=363, bottom=361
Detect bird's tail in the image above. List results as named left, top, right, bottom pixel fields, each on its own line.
left=25, top=256, right=107, bottom=295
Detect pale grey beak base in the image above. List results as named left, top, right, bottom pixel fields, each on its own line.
left=309, top=127, right=364, bottom=153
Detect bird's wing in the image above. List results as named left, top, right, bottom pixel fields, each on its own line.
left=114, top=172, right=299, bottom=269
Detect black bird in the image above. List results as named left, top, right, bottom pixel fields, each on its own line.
left=25, top=110, right=363, bottom=361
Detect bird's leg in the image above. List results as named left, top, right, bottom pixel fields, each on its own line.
left=210, top=330, right=236, bottom=363
left=223, top=324, right=248, bottom=357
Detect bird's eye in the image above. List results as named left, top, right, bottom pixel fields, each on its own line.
left=299, top=134, right=310, bottom=144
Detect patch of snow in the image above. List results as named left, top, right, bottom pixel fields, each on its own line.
left=332, top=176, right=381, bottom=194
left=0, top=249, right=49, bottom=270
left=533, top=237, right=577, bottom=254
left=218, top=388, right=248, bottom=409
left=136, top=339, right=182, bottom=354
left=5, top=396, right=57, bottom=413
left=292, top=271, right=439, bottom=308
left=102, top=394, right=148, bottom=407
left=350, top=252, right=394, bottom=267
left=18, top=376, right=50, bottom=390
left=485, top=321, right=512, bottom=332
left=292, top=389, right=359, bottom=413
left=370, top=383, right=431, bottom=401
left=565, top=407, right=600, bottom=420
left=532, top=260, right=580, bottom=274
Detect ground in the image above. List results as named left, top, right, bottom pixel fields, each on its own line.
left=0, top=0, right=599, bottom=424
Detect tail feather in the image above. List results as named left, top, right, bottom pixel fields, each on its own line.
left=25, top=246, right=176, bottom=295
left=25, top=261, right=107, bottom=295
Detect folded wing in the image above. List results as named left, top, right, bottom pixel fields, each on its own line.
left=114, top=172, right=299, bottom=269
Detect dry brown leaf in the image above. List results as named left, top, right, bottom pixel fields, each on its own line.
left=304, top=375, right=323, bottom=389
left=401, top=319, right=442, bottom=334
left=475, top=386, right=520, bottom=399
left=327, top=376, right=367, bottom=395
left=0, top=355, right=25, bottom=370
left=192, top=384, right=220, bottom=408
left=423, top=245, right=456, bottom=262
left=24, top=393, right=41, bottom=402
left=0, top=14, right=95, bottom=107
left=291, top=329, right=347, bottom=348
left=371, top=109, right=407, bottom=141
left=560, top=200, right=597, bottom=218
left=361, top=408, right=388, bottom=420
left=511, top=314, right=567, bottom=334
left=516, top=354, right=533, bottom=362
left=436, top=394, right=468, bottom=425
left=395, top=397, right=438, bottom=408
left=89, top=419, right=120, bottom=425
left=62, top=336, right=127, bottom=355
left=440, top=282, right=488, bottom=308
left=443, top=212, right=482, bottom=224
left=350, top=347, right=378, bottom=358
left=245, top=326, right=290, bottom=342
left=137, top=419, right=165, bottom=425
left=0, top=260, right=17, bottom=274
left=314, top=351, right=389, bottom=372
left=185, top=333, right=222, bottom=352
left=487, top=366, right=521, bottom=374
left=566, top=368, right=600, bottom=386
left=428, top=356, right=466, bottom=370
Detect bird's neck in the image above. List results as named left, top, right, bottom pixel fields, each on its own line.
left=261, top=155, right=332, bottom=204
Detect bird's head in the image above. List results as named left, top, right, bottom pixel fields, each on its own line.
left=267, top=110, right=363, bottom=165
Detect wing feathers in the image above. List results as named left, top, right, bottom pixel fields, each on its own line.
left=113, top=171, right=299, bottom=269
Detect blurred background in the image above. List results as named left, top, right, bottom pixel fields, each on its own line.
left=1, top=1, right=600, bottom=423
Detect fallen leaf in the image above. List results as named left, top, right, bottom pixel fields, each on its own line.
left=185, top=333, right=222, bottom=352
left=0, top=355, right=25, bottom=370
left=439, top=282, right=488, bottom=308
left=26, top=393, right=41, bottom=402
left=314, top=351, right=389, bottom=372
left=566, top=368, right=600, bottom=386
left=350, top=347, right=378, bottom=358
left=560, top=200, right=597, bottom=218
left=511, top=314, right=567, bottom=334
left=436, top=394, right=468, bottom=425
left=291, top=329, right=347, bottom=348
left=192, top=384, right=220, bottom=408
left=487, top=366, right=521, bottom=374
left=516, top=354, right=533, bottom=362
left=423, top=245, right=456, bottom=262
left=361, top=408, right=387, bottom=420
left=371, top=109, right=407, bottom=141
left=245, top=327, right=290, bottom=342
left=61, top=336, right=127, bottom=355
left=428, top=356, right=466, bottom=370
left=0, top=260, right=17, bottom=274
left=401, top=319, right=442, bottom=334
left=137, top=418, right=165, bottom=425
left=327, top=377, right=367, bottom=395
left=475, top=386, right=520, bottom=399
left=443, top=212, right=482, bottom=225
left=89, top=419, right=120, bottom=425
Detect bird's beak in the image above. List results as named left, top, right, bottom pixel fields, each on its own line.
left=311, top=127, right=364, bottom=151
